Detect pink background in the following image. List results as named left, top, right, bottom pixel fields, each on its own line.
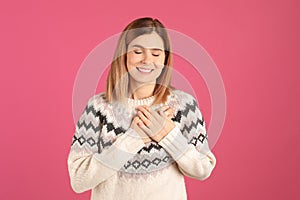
left=1, top=0, right=299, bottom=199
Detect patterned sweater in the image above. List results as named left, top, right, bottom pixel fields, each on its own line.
left=67, top=89, right=217, bottom=200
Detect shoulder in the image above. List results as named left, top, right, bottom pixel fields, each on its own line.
left=86, top=92, right=109, bottom=111
left=169, top=89, right=205, bottom=130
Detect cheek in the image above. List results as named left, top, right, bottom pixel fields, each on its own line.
left=127, top=54, right=141, bottom=65
left=155, top=56, right=165, bottom=65
left=126, top=55, right=137, bottom=70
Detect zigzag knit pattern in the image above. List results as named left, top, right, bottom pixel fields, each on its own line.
left=71, top=90, right=208, bottom=174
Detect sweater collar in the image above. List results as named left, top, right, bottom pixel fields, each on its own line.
left=127, top=95, right=155, bottom=107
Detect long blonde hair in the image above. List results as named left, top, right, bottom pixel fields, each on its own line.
left=106, top=17, right=174, bottom=104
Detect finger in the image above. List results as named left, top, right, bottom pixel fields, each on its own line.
left=131, top=118, right=148, bottom=139
left=143, top=137, right=152, bottom=143
left=133, top=116, right=142, bottom=123
left=164, top=107, right=174, bottom=117
left=137, top=121, right=152, bottom=135
left=138, top=105, right=150, bottom=111
left=147, top=107, right=162, bottom=120
left=157, top=105, right=170, bottom=112
left=156, top=107, right=167, bottom=117
left=138, top=111, right=151, bottom=127
left=132, top=117, right=142, bottom=129
left=156, top=109, right=170, bottom=128
left=137, top=106, right=152, bottom=120
left=142, top=105, right=151, bottom=111
left=166, top=113, right=173, bottom=119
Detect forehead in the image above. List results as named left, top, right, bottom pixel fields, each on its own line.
left=127, top=32, right=165, bottom=50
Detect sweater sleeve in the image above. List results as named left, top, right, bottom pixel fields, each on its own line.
left=67, top=95, right=145, bottom=193
left=158, top=96, right=216, bottom=180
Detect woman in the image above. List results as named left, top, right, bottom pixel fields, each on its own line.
left=67, top=17, right=216, bottom=200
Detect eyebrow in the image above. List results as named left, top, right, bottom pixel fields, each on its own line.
left=131, top=44, right=163, bottom=51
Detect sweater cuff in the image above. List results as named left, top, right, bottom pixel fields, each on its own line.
left=93, top=128, right=145, bottom=171
left=158, top=126, right=190, bottom=161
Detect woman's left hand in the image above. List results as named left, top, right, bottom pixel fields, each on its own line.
left=136, top=105, right=176, bottom=143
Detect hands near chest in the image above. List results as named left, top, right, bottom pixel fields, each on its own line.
left=130, top=105, right=176, bottom=143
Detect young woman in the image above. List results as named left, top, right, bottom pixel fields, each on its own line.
left=67, top=17, right=216, bottom=200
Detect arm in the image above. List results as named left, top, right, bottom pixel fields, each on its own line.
left=158, top=98, right=216, bottom=180
left=67, top=96, right=145, bottom=193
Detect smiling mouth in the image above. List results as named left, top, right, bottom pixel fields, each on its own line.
left=137, top=67, right=154, bottom=73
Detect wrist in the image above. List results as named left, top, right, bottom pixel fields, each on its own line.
left=164, top=121, right=175, bottom=134
left=154, top=123, right=175, bottom=142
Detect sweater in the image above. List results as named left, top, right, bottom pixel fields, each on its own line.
left=67, top=89, right=217, bottom=200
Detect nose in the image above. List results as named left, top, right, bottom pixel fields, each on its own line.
left=142, top=50, right=153, bottom=64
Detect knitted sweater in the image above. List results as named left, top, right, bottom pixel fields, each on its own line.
left=67, top=89, right=217, bottom=200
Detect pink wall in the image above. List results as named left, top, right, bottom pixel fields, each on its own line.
left=1, top=0, right=299, bottom=199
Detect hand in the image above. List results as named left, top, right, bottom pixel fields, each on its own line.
left=130, top=116, right=152, bottom=144
left=159, top=105, right=176, bottom=119
left=137, top=105, right=176, bottom=143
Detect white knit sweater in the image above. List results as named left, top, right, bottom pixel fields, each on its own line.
left=67, top=89, right=217, bottom=200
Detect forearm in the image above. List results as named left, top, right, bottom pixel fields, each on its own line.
left=158, top=126, right=216, bottom=180
left=68, top=128, right=145, bottom=193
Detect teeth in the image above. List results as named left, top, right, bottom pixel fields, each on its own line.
left=137, top=68, right=153, bottom=73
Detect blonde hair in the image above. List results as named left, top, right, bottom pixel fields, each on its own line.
left=106, top=17, right=174, bottom=105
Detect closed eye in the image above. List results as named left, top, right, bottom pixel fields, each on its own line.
left=134, top=51, right=142, bottom=54
left=133, top=49, right=161, bottom=57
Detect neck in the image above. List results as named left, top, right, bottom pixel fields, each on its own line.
left=129, top=81, right=156, bottom=100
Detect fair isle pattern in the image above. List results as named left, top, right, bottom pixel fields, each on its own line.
left=71, top=90, right=209, bottom=174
